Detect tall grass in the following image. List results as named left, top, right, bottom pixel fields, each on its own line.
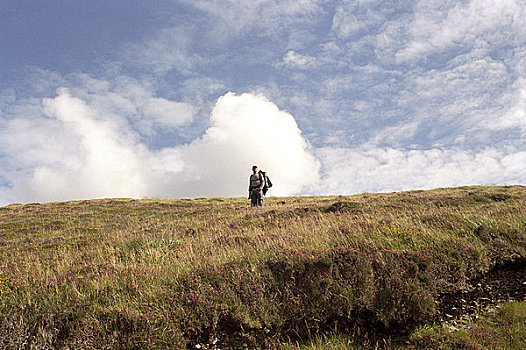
left=0, top=186, right=525, bottom=349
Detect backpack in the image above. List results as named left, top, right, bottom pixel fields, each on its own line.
left=259, top=170, right=273, bottom=195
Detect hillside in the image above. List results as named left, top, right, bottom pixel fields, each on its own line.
left=1, top=186, right=525, bottom=349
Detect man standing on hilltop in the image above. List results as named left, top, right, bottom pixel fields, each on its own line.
left=249, top=165, right=265, bottom=207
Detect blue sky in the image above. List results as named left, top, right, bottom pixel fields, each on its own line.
left=1, top=0, right=525, bottom=204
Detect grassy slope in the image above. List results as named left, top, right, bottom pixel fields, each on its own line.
left=0, top=185, right=525, bottom=349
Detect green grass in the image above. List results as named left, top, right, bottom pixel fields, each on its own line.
left=408, top=301, right=526, bottom=350
left=0, top=185, right=525, bottom=349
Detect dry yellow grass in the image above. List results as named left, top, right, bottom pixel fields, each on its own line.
left=0, top=185, right=525, bottom=349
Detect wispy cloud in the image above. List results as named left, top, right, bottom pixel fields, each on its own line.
left=395, top=0, right=526, bottom=63
left=276, top=50, right=319, bottom=69
left=478, top=79, right=526, bottom=134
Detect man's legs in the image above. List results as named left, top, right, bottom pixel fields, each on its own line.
left=250, top=190, right=258, bottom=207
left=250, top=190, right=263, bottom=207
left=256, top=190, right=263, bottom=206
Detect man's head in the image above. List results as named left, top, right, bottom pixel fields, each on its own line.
left=252, top=165, right=258, bottom=173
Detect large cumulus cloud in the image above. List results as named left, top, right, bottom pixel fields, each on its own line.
left=160, top=92, right=320, bottom=197
left=0, top=89, right=319, bottom=204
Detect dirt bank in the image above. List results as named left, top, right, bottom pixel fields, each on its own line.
left=437, top=258, right=526, bottom=323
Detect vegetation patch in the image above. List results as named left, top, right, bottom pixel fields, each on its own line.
left=323, top=201, right=361, bottom=213
left=0, top=186, right=525, bottom=349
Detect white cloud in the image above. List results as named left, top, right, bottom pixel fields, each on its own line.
left=149, top=92, right=321, bottom=198
left=123, top=26, right=198, bottom=75
left=276, top=50, right=318, bottom=69
left=127, top=0, right=327, bottom=74
left=185, top=0, right=324, bottom=36
left=51, top=74, right=196, bottom=136
left=141, top=97, right=195, bottom=128
left=388, top=55, right=516, bottom=146
left=314, top=145, right=526, bottom=195
left=479, top=82, right=526, bottom=133
left=0, top=88, right=148, bottom=204
left=1, top=86, right=524, bottom=205
left=331, top=1, right=378, bottom=40
left=37, top=89, right=148, bottom=201
left=322, top=74, right=354, bottom=94
left=396, top=0, right=526, bottom=62
left=371, top=121, right=420, bottom=145
left=0, top=91, right=320, bottom=204
left=406, top=57, right=510, bottom=119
